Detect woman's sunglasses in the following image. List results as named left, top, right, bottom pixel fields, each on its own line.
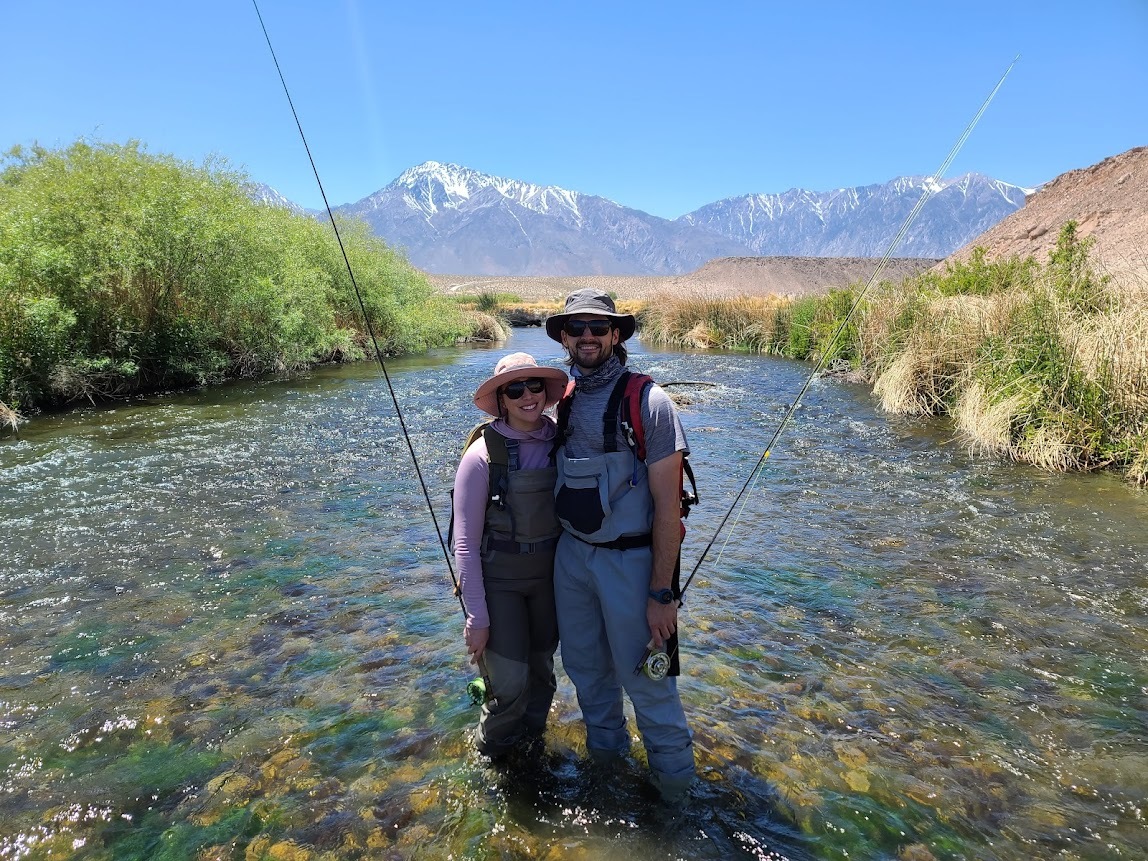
left=563, top=319, right=613, bottom=337
left=502, top=378, right=547, bottom=400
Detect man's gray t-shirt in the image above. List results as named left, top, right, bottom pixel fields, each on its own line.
left=563, top=367, right=689, bottom=465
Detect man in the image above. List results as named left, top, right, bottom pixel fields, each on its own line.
left=545, top=289, right=694, bottom=802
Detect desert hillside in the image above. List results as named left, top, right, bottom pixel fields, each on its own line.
left=426, top=256, right=938, bottom=303
left=946, top=146, right=1148, bottom=286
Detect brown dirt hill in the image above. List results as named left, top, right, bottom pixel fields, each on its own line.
left=426, top=256, right=938, bottom=303
left=945, top=146, right=1148, bottom=286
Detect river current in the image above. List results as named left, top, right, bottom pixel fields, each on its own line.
left=1, top=326, right=1145, bottom=860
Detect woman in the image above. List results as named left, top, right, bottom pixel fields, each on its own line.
left=452, top=352, right=568, bottom=758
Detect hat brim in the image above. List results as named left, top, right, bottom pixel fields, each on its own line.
left=544, top=312, right=637, bottom=343
left=473, top=366, right=569, bottom=417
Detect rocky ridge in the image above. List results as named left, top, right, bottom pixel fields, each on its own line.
left=946, top=146, right=1148, bottom=287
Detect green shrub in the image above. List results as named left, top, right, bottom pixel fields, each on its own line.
left=786, top=296, right=819, bottom=359
left=0, top=294, right=77, bottom=409
left=1047, top=220, right=1110, bottom=314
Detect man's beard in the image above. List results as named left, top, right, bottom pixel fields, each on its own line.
left=570, top=341, right=612, bottom=371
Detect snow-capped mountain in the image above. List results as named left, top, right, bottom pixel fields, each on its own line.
left=328, top=162, right=1028, bottom=275
left=680, top=175, right=1032, bottom=259
left=335, top=161, right=748, bottom=276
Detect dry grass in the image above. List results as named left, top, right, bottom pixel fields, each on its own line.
left=639, top=293, right=791, bottom=352
left=1070, top=289, right=1148, bottom=416
left=464, top=312, right=511, bottom=342
left=1015, top=409, right=1090, bottom=473
left=0, top=400, right=21, bottom=433
left=952, top=381, right=1035, bottom=453
left=869, top=295, right=997, bottom=415
left=867, top=263, right=1148, bottom=484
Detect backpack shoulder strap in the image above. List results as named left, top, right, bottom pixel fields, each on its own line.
left=617, top=372, right=700, bottom=518
left=603, top=371, right=636, bottom=454
left=617, top=372, right=653, bottom=460
left=461, top=420, right=491, bottom=456
left=449, top=419, right=497, bottom=551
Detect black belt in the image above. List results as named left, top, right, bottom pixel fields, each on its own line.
left=486, top=536, right=560, bottom=555
left=569, top=532, right=653, bottom=551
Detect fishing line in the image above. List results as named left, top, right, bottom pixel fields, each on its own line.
left=679, top=56, right=1020, bottom=598
left=251, top=1, right=462, bottom=606
left=251, top=3, right=500, bottom=706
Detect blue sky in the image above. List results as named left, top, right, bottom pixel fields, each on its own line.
left=5, top=1, right=1146, bottom=219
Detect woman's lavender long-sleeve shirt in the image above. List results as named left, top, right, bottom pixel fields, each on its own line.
left=452, top=416, right=557, bottom=632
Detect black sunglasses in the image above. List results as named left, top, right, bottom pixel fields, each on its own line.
left=563, top=319, right=613, bottom=337
left=502, top=378, right=546, bottom=400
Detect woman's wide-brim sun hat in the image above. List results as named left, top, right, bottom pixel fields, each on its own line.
left=544, top=288, right=636, bottom=342
left=473, top=352, right=569, bottom=417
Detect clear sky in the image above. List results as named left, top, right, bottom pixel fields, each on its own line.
left=5, top=1, right=1146, bottom=219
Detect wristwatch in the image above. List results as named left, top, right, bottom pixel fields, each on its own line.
left=648, top=588, right=675, bottom=605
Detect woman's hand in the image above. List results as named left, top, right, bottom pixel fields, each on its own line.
left=465, top=625, right=490, bottom=665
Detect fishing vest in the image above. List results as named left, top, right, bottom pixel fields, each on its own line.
left=552, top=371, right=699, bottom=549
left=473, top=425, right=561, bottom=579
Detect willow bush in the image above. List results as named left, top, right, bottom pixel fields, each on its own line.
left=0, top=140, right=470, bottom=422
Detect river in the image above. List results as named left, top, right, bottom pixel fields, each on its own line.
left=1, top=326, right=1145, bottom=860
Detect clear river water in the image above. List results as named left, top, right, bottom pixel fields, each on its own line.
left=1, top=326, right=1146, bottom=861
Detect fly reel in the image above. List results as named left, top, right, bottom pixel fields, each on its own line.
left=634, top=641, right=670, bottom=681
left=467, top=677, right=490, bottom=705
left=642, top=648, right=671, bottom=681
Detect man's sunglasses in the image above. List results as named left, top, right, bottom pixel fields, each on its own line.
left=502, top=378, right=547, bottom=400
left=563, top=319, right=613, bottom=337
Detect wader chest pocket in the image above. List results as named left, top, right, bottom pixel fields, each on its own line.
left=555, top=461, right=610, bottom=536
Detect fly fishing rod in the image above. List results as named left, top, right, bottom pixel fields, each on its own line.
left=635, top=56, right=1020, bottom=681
left=252, top=1, right=492, bottom=705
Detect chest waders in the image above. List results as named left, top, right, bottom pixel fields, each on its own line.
left=553, top=372, right=699, bottom=681
left=455, top=426, right=560, bottom=705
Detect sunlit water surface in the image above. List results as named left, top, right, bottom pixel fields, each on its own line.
left=2, top=327, right=1146, bottom=860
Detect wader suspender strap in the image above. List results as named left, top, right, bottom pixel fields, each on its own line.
left=447, top=424, right=520, bottom=553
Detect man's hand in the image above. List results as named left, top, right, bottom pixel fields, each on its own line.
left=647, top=599, right=678, bottom=647
left=465, top=626, right=489, bottom=665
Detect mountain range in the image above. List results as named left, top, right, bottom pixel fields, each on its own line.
left=262, top=162, right=1033, bottom=276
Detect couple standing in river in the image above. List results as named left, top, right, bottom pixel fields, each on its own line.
left=450, top=288, right=695, bottom=803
